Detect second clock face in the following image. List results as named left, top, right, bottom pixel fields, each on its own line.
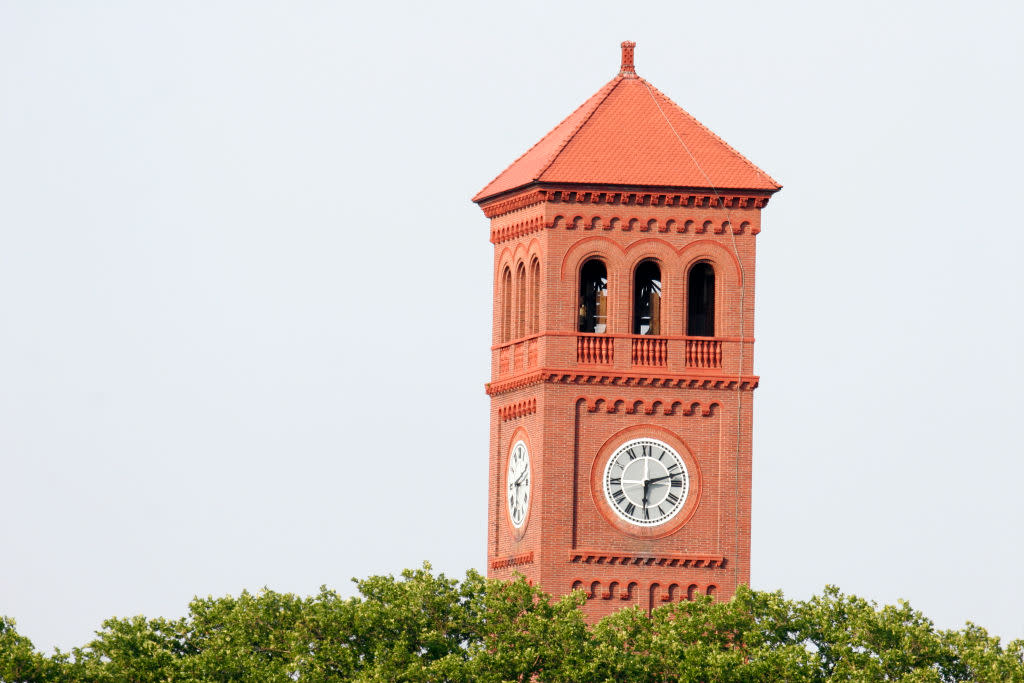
left=603, top=438, right=688, bottom=526
left=507, top=441, right=530, bottom=529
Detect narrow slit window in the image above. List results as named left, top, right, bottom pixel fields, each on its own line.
left=687, top=262, right=715, bottom=337
left=515, top=263, right=527, bottom=339
left=501, top=267, right=512, bottom=342
left=578, top=259, right=608, bottom=333
left=633, top=261, right=662, bottom=335
left=530, top=259, right=540, bottom=334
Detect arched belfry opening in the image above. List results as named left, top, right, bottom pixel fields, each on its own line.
left=633, top=261, right=662, bottom=335
left=578, top=259, right=608, bottom=333
left=687, top=262, right=715, bottom=337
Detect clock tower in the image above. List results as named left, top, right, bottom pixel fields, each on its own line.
left=474, top=42, right=780, bottom=620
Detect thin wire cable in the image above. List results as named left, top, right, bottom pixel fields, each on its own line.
left=640, top=79, right=751, bottom=571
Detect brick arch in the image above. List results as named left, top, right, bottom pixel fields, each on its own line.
left=677, top=239, right=743, bottom=288
left=559, top=236, right=625, bottom=279
left=496, top=246, right=515, bottom=275
left=511, top=241, right=532, bottom=267
left=648, top=582, right=661, bottom=615
left=623, top=237, right=678, bottom=270
left=524, top=236, right=544, bottom=262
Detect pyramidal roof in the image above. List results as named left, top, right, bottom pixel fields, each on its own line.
left=473, top=42, right=780, bottom=203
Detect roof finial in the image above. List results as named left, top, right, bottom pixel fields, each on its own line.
left=620, top=41, right=636, bottom=76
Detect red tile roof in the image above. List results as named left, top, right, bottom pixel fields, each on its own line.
left=473, top=49, right=780, bottom=203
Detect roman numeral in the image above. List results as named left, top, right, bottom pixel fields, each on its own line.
left=667, top=492, right=680, bottom=505
left=624, top=503, right=636, bottom=516
left=668, top=463, right=681, bottom=473
left=671, top=478, right=683, bottom=488
left=640, top=444, right=652, bottom=458
left=610, top=477, right=621, bottom=485
left=626, top=448, right=637, bottom=461
left=612, top=490, right=626, bottom=503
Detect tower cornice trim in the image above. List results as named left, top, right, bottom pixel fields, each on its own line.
left=479, top=184, right=774, bottom=219
left=485, top=369, right=758, bottom=396
left=491, top=210, right=761, bottom=245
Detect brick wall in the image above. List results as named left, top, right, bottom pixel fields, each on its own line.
left=485, top=186, right=764, bottom=621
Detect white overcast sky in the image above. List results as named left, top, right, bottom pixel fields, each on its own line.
left=1, top=0, right=1022, bottom=652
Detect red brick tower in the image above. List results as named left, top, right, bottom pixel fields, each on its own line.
left=475, top=42, right=780, bottom=620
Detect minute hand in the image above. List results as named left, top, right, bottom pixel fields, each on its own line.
left=647, top=473, right=678, bottom=484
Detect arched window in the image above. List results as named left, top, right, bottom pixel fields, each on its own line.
left=501, top=267, right=512, bottom=342
left=578, top=259, right=608, bottom=333
left=530, top=259, right=540, bottom=335
left=515, top=263, right=527, bottom=338
left=633, top=261, right=662, bottom=335
left=687, top=262, right=715, bottom=337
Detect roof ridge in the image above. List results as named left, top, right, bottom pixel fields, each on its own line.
left=472, top=78, right=620, bottom=202
left=534, top=75, right=625, bottom=181
left=640, top=78, right=781, bottom=190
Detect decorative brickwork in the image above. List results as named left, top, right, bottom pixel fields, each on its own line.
left=499, top=398, right=538, bottom=421
left=489, top=551, right=535, bottom=570
left=477, top=42, right=779, bottom=623
left=569, top=551, right=726, bottom=567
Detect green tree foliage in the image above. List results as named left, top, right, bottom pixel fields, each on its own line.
left=1, top=566, right=1021, bottom=682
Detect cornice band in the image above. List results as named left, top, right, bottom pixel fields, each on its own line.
left=480, top=185, right=773, bottom=219
left=486, top=369, right=759, bottom=396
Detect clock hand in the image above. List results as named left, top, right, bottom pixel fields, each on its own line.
left=647, top=473, right=677, bottom=484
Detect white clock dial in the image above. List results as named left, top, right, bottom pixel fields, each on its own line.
left=603, top=438, right=688, bottom=526
left=506, top=441, right=530, bottom=529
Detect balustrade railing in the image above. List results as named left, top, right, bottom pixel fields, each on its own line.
left=577, top=335, right=614, bottom=364
left=497, top=334, right=730, bottom=375
left=685, top=338, right=722, bottom=369
left=631, top=337, right=668, bottom=367
left=496, top=336, right=539, bottom=376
